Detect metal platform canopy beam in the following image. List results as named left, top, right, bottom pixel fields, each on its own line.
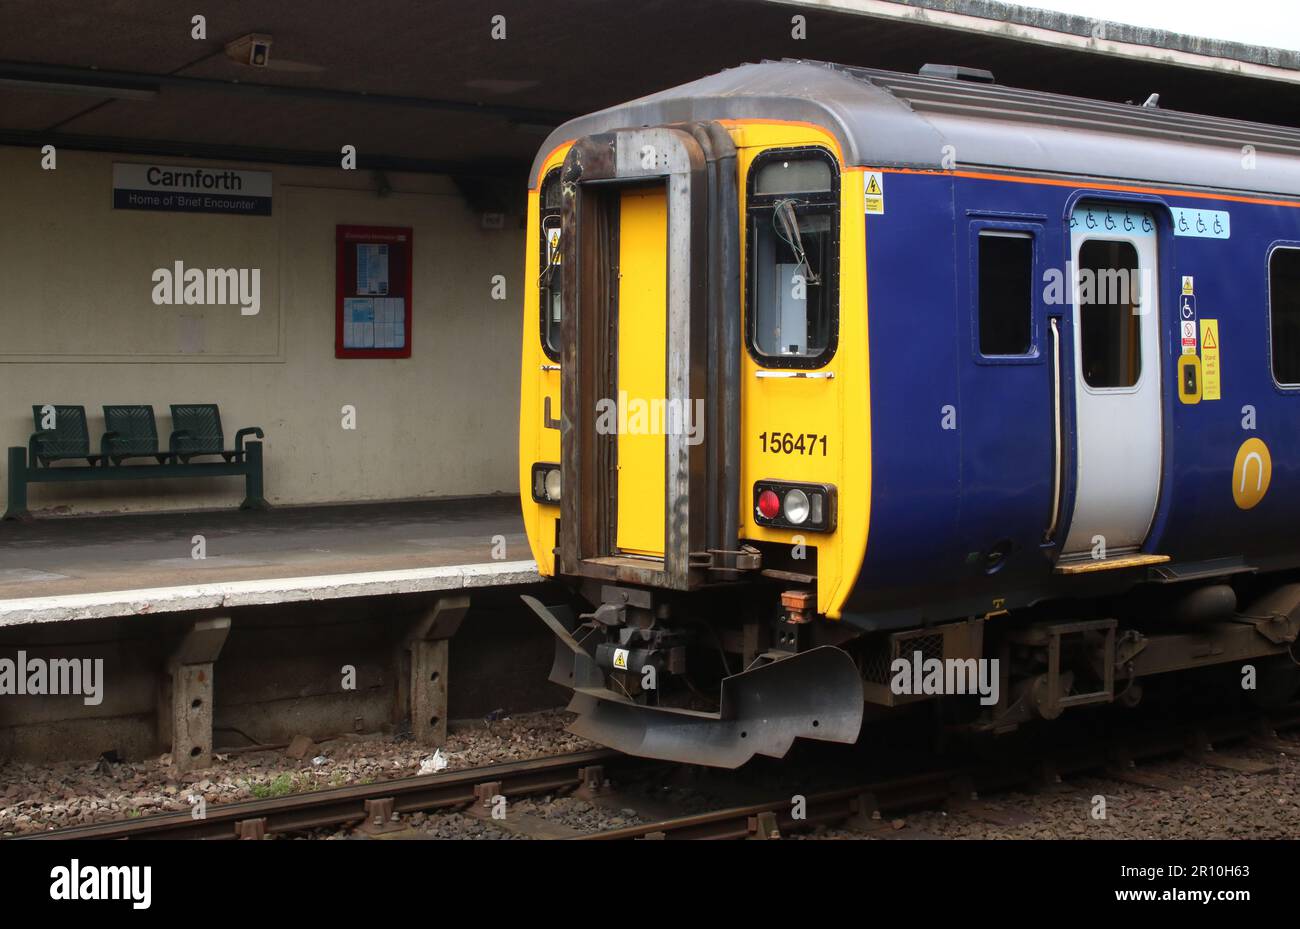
left=159, top=616, right=230, bottom=774
left=772, top=0, right=1300, bottom=85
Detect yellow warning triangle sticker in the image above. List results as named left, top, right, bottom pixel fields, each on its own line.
left=1204, top=329, right=1217, bottom=349
left=866, top=175, right=882, bottom=195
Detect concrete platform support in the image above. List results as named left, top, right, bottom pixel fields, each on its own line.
left=402, top=595, right=469, bottom=746
left=159, top=617, right=231, bottom=773
left=411, top=639, right=449, bottom=744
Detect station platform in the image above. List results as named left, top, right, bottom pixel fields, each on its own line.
left=0, top=496, right=540, bottom=626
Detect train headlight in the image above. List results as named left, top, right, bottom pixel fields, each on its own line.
left=782, top=488, right=810, bottom=525
left=531, top=462, right=562, bottom=503
left=752, top=481, right=836, bottom=532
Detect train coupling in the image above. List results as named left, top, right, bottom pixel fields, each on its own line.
left=521, top=595, right=864, bottom=768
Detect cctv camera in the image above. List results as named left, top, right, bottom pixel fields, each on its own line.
left=248, top=35, right=272, bottom=67
left=225, top=33, right=273, bottom=68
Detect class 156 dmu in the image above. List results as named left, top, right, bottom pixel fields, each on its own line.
left=518, top=59, right=1300, bottom=767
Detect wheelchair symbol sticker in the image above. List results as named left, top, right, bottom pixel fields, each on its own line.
left=1173, top=207, right=1231, bottom=239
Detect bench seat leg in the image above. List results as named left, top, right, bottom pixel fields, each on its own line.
left=239, top=440, right=269, bottom=511
left=4, top=446, right=31, bottom=521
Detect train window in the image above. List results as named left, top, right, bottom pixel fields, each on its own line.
left=539, top=168, right=563, bottom=361
left=978, top=231, right=1033, bottom=355
left=1270, top=247, right=1300, bottom=385
left=1077, top=240, right=1141, bottom=388
left=746, top=149, right=840, bottom=367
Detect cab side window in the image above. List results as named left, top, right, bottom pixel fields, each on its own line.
left=977, top=231, right=1034, bottom=356
left=746, top=149, right=840, bottom=367
left=539, top=169, right=563, bottom=361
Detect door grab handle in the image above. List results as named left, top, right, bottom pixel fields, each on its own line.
left=754, top=370, right=835, bottom=379
left=1045, top=317, right=1064, bottom=541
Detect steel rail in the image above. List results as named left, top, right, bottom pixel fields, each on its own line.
left=20, top=748, right=625, bottom=841
left=578, top=770, right=958, bottom=840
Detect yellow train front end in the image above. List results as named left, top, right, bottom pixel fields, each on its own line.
left=518, top=120, right=871, bottom=766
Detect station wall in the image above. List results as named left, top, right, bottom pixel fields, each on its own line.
left=0, top=146, right=524, bottom=513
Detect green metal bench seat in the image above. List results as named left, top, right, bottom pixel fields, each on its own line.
left=102, top=405, right=171, bottom=464
left=169, top=404, right=264, bottom=463
left=5, top=403, right=267, bottom=521
left=28, top=404, right=104, bottom=467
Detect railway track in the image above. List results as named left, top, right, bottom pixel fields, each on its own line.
left=577, top=709, right=1300, bottom=840
left=19, top=748, right=633, bottom=841
left=18, top=706, right=1300, bottom=841
left=580, top=773, right=952, bottom=840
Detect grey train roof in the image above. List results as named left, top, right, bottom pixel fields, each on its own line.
left=531, top=59, right=1300, bottom=200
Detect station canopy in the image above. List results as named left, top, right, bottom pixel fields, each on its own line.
left=2, top=0, right=1299, bottom=186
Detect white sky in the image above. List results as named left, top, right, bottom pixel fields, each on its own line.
left=1019, top=0, right=1300, bottom=52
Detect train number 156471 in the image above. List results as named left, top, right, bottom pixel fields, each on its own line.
left=758, top=432, right=827, bottom=455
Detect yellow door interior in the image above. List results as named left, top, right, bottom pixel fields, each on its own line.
left=615, top=184, right=668, bottom=557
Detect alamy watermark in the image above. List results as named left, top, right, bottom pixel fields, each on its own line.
left=594, top=392, right=704, bottom=446
left=152, top=261, right=261, bottom=315
left=1043, top=261, right=1154, bottom=310
left=50, top=859, right=150, bottom=909
left=0, top=651, right=103, bottom=705
left=890, top=651, right=1000, bottom=706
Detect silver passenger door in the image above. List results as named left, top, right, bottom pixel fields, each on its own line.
left=1062, top=202, right=1162, bottom=557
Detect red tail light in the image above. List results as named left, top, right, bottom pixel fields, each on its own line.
left=752, top=480, right=836, bottom=532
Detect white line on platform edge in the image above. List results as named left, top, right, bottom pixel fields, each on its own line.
left=0, top=560, right=543, bottom=626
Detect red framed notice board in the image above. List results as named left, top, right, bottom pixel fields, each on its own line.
left=335, top=225, right=413, bottom=358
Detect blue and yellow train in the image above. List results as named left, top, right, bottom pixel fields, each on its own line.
left=519, top=60, right=1300, bottom=767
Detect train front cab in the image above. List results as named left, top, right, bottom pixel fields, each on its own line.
left=519, top=120, right=872, bottom=767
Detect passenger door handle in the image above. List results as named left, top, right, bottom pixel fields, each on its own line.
left=1045, top=317, right=1064, bottom=541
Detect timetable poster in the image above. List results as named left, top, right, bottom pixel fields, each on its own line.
left=335, top=225, right=413, bottom=358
